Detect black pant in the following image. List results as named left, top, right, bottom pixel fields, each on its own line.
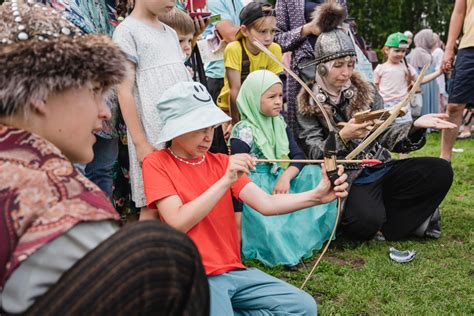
left=340, top=157, right=453, bottom=241
left=26, top=221, right=209, bottom=316
left=207, top=77, right=228, bottom=154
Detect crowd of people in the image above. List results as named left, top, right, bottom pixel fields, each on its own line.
left=1, top=0, right=472, bottom=314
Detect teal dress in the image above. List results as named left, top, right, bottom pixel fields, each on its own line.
left=231, top=122, right=337, bottom=267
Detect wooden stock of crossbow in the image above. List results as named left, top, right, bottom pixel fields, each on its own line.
left=253, top=39, right=428, bottom=289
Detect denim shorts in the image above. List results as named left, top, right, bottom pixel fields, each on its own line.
left=449, top=47, right=474, bottom=104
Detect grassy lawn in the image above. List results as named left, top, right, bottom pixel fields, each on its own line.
left=247, top=133, right=473, bottom=315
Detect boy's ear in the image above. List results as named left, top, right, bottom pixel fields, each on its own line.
left=240, top=25, right=250, bottom=37
left=30, top=98, right=47, bottom=115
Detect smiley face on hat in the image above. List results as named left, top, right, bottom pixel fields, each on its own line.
left=155, top=82, right=231, bottom=145
left=193, top=84, right=212, bottom=103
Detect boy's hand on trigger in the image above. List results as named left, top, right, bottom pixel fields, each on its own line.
left=272, top=175, right=291, bottom=195
left=314, top=165, right=348, bottom=204
left=224, top=154, right=256, bottom=185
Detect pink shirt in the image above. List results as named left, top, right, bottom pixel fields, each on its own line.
left=374, top=62, right=418, bottom=102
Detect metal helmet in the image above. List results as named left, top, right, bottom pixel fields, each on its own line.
left=311, top=2, right=356, bottom=65
left=314, top=28, right=356, bottom=65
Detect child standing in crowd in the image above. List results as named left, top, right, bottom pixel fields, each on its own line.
left=159, top=8, right=195, bottom=76
left=113, top=0, right=191, bottom=215
left=217, top=1, right=283, bottom=128
left=230, top=70, right=337, bottom=267
left=142, top=81, right=348, bottom=315
left=375, top=32, right=443, bottom=122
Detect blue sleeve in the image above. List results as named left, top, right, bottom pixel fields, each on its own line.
left=230, top=138, right=251, bottom=154
left=207, top=0, right=234, bottom=22
left=287, top=127, right=305, bottom=170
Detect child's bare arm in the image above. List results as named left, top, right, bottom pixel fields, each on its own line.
left=227, top=68, right=241, bottom=124
left=116, top=62, right=155, bottom=163
left=240, top=166, right=348, bottom=215
left=272, top=166, right=300, bottom=194
left=420, top=68, right=443, bottom=84
left=156, top=154, right=255, bottom=232
left=155, top=177, right=233, bottom=233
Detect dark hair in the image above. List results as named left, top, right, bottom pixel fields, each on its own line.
left=165, top=140, right=172, bottom=148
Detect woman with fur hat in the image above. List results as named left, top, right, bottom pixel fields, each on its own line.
left=296, top=2, right=456, bottom=241
left=0, top=1, right=208, bottom=314
left=142, top=81, right=349, bottom=314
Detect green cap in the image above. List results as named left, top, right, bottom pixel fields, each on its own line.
left=385, top=32, right=409, bottom=48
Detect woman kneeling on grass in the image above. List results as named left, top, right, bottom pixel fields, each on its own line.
left=142, top=81, right=349, bottom=315
left=296, top=2, right=455, bottom=242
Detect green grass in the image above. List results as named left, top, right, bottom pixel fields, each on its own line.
left=246, top=133, right=474, bottom=315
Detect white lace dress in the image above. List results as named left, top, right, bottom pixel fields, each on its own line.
left=113, top=16, right=191, bottom=207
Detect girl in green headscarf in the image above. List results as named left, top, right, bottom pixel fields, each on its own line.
left=230, top=70, right=337, bottom=267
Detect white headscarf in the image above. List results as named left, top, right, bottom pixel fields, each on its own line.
left=315, top=58, right=353, bottom=104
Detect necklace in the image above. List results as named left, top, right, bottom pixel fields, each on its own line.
left=167, top=148, right=206, bottom=166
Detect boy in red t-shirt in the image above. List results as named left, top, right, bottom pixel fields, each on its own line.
left=142, top=81, right=348, bottom=315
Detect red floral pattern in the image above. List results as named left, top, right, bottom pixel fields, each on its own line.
left=0, top=125, right=119, bottom=288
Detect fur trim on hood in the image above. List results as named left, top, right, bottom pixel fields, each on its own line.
left=297, top=71, right=374, bottom=118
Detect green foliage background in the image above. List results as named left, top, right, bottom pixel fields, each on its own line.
left=347, top=0, right=454, bottom=50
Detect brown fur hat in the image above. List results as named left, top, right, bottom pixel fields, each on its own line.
left=0, top=1, right=129, bottom=116
left=311, top=1, right=346, bottom=33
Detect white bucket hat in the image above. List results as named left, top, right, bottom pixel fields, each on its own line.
left=156, top=81, right=231, bottom=145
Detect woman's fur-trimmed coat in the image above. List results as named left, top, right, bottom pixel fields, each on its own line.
left=295, top=72, right=427, bottom=184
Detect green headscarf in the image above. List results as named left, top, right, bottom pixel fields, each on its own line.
left=234, top=70, right=289, bottom=160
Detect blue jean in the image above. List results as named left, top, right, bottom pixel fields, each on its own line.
left=208, top=268, right=317, bottom=315
left=85, top=136, right=118, bottom=198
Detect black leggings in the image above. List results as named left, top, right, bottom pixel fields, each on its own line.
left=26, top=221, right=209, bottom=316
left=340, top=157, right=453, bottom=241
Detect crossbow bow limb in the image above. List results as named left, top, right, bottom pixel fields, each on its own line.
left=345, top=64, right=429, bottom=160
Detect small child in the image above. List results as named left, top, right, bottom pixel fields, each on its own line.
left=217, top=1, right=283, bottom=129
left=142, top=81, right=348, bottom=315
left=230, top=70, right=337, bottom=267
left=113, top=0, right=191, bottom=212
left=375, top=32, right=443, bottom=122
left=159, top=8, right=195, bottom=75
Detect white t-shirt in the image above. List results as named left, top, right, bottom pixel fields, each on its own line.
left=374, top=62, right=418, bottom=102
